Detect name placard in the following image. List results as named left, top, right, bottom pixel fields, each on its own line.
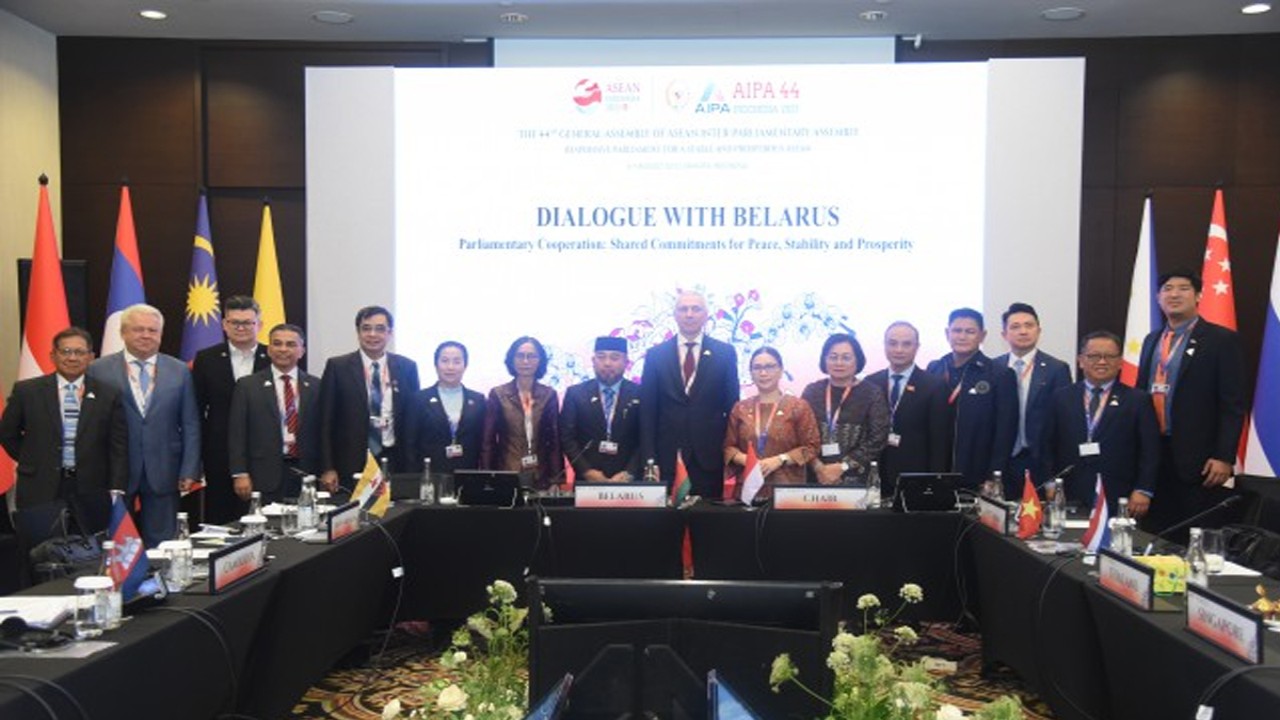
left=977, top=496, right=1011, bottom=534
left=574, top=483, right=666, bottom=508
left=1098, top=549, right=1155, bottom=611
left=327, top=501, right=361, bottom=542
left=1186, top=583, right=1264, bottom=664
left=208, top=535, right=267, bottom=594
left=773, top=486, right=866, bottom=510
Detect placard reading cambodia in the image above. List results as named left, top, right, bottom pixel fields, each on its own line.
left=395, top=64, right=988, bottom=391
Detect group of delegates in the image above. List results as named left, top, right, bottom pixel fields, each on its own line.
left=0, top=269, right=1245, bottom=551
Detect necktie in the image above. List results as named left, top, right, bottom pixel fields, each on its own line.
left=282, top=374, right=298, bottom=458
left=682, top=342, right=697, bottom=387
left=602, top=385, right=616, bottom=421
left=369, top=361, right=383, bottom=455
left=889, top=374, right=903, bottom=407
left=1013, top=358, right=1028, bottom=453
left=62, top=383, right=79, bottom=468
left=1088, top=385, right=1102, bottom=419
left=133, top=359, right=150, bottom=412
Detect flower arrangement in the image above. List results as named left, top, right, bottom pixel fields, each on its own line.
left=384, top=580, right=533, bottom=720
left=770, top=583, right=1024, bottom=720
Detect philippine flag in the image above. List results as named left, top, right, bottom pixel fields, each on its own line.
left=1080, top=475, right=1111, bottom=553
left=100, top=184, right=146, bottom=356
left=1244, top=230, right=1280, bottom=477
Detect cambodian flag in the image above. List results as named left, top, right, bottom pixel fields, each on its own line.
left=179, top=191, right=222, bottom=361
left=100, top=183, right=146, bottom=356
left=107, top=494, right=151, bottom=600
left=1244, top=230, right=1280, bottom=477
left=1080, top=475, right=1111, bottom=553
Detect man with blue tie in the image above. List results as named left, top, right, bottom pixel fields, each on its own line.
left=1, top=327, right=128, bottom=540
left=864, top=322, right=949, bottom=496
left=1042, top=331, right=1158, bottom=515
left=88, top=305, right=201, bottom=547
left=559, top=336, right=643, bottom=482
left=995, top=302, right=1072, bottom=495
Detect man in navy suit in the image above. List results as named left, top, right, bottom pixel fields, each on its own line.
left=1136, top=270, right=1245, bottom=534
left=640, top=291, right=740, bottom=497
left=1, top=327, right=128, bottom=538
left=228, top=324, right=319, bottom=503
left=1041, top=331, right=1159, bottom=516
left=925, top=308, right=1018, bottom=491
left=88, top=304, right=200, bottom=547
left=995, top=302, right=1073, bottom=495
left=319, top=306, right=420, bottom=492
left=560, top=336, right=644, bottom=482
left=864, top=321, right=949, bottom=496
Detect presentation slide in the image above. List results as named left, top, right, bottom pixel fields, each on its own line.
left=393, top=64, right=989, bottom=392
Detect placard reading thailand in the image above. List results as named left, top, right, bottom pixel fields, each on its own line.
left=394, top=64, right=988, bottom=392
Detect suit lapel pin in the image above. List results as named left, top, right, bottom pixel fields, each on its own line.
left=1109, top=398, right=1120, bottom=407
left=905, top=385, right=915, bottom=392
left=702, top=349, right=711, bottom=357
left=429, top=396, right=439, bottom=404
left=1186, top=347, right=1196, bottom=356
left=591, top=396, right=599, bottom=403
left=263, top=380, right=272, bottom=387
left=85, top=392, right=96, bottom=400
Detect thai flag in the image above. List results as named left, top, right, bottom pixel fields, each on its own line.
left=1244, top=229, right=1280, bottom=477
left=108, top=494, right=151, bottom=600
left=1080, top=475, right=1111, bottom=553
left=100, top=184, right=146, bottom=356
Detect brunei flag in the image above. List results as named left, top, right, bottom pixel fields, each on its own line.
left=352, top=451, right=391, bottom=517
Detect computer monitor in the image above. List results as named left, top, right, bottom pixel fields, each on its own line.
left=707, top=669, right=761, bottom=720
left=894, top=472, right=961, bottom=512
left=455, top=470, right=523, bottom=507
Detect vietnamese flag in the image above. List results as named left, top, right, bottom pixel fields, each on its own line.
left=1016, top=471, right=1043, bottom=540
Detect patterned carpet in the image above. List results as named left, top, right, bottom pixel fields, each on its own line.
left=290, top=621, right=1054, bottom=719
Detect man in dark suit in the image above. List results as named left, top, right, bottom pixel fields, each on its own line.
left=319, top=306, right=420, bottom=492
left=925, top=308, right=1018, bottom=491
left=560, top=337, right=644, bottom=482
left=228, top=324, right=319, bottom=503
left=995, top=302, right=1073, bottom=494
left=864, top=321, right=948, bottom=496
left=1, top=327, right=128, bottom=539
left=88, top=304, right=201, bottom=547
left=191, top=295, right=270, bottom=524
left=1136, top=270, right=1245, bottom=535
left=640, top=291, right=740, bottom=497
left=1042, top=331, right=1159, bottom=515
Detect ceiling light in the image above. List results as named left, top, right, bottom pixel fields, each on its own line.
left=859, top=10, right=888, bottom=22
left=499, top=11, right=529, bottom=24
left=1241, top=3, right=1272, bottom=14
left=139, top=10, right=167, bottom=21
left=1041, top=7, right=1086, bottom=21
left=312, top=10, right=355, bottom=25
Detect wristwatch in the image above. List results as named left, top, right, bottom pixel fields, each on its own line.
left=840, top=460, right=851, bottom=473
left=777, top=454, right=790, bottom=466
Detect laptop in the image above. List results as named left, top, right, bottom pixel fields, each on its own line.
left=893, top=473, right=961, bottom=512
left=455, top=470, right=523, bottom=507
left=524, top=672, right=572, bottom=719
left=707, top=669, right=761, bottom=720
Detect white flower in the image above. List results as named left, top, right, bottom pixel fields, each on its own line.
left=899, top=583, right=924, bottom=604
left=452, top=650, right=468, bottom=664
left=488, top=580, right=518, bottom=605
left=893, top=625, right=919, bottom=644
left=936, top=704, right=967, bottom=720
left=832, top=631, right=857, bottom=653
left=505, top=706, right=524, bottom=719
left=381, top=698, right=402, bottom=720
left=827, top=649, right=852, bottom=671
left=856, top=593, right=881, bottom=610
left=436, top=684, right=469, bottom=713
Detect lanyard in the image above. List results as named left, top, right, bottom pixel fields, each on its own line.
left=1083, top=386, right=1111, bottom=442
left=1014, top=355, right=1035, bottom=384
left=825, top=381, right=853, bottom=437
left=520, top=390, right=536, bottom=452
left=754, top=396, right=784, bottom=454
left=944, top=362, right=969, bottom=406
left=1154, top=319, right=1196, bottom=386
left=598, top=386, right=620, bottom=440
left=442, top=388, right=463, bottom=442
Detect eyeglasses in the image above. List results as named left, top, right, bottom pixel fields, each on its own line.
left=825, top=353, right=856, bottom=364
left=515, top=352, right=541, bottom=362
left=359, top=324, right=390, bottom=334
left=226, top=319, right=258, bottom=329
left=56, top=348, right=90, bottom=357
left=750, top=363, right=780, bottom=373
left=1082, top=353, right=1121, bottom=363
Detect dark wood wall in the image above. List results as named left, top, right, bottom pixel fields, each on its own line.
left=57, top=38, right=492, bottom=361
left=58, top=34, right=1279, bottom=402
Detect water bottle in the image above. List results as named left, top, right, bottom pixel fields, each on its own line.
left=982, top=470, right=1005, bottom=501
left=644, top=458, right=659, bottom=484
left=1042, top=478, right=1066, bottom=539
left=98, top=540, right=123, bottom=629
left=297, top=474, right=318, bottom=530
left=1185, top=527, right=1209, bottom=588
left=176, top=511, right=190, bottom=540
left=248, top=491, right=262, bottom=517
left=1110, top=497, right=1133, bottom=556
left=420, top=458, right=435, bottom=504
left=865, top=461, right=882, bottom=509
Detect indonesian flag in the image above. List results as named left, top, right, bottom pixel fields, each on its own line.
left=1016, top=471, right=1042, bottom=540
left=1081, top=476, right=1112, bottom=553
left=1121, top=195, right=1159, bottom=387
left=740, top=444, right=765, bottom=505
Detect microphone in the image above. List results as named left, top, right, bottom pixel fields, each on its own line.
left=541, top=440, right=595, bottom=496
left=1142, top=495, right=1244, bottom=556
left=1035, top=464, right=1075, bottom=491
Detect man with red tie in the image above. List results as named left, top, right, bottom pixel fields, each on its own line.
left=1135, top=270, right=1245, bottom=535
left=228, top=324, right=320, bottom=503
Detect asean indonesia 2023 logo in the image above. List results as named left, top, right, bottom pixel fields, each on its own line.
left=572, top=78, right=602, bottom=113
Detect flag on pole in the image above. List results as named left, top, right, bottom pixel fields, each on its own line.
left=352, top=451, right=391, bottom=517
left=669, top=451, right=691, bottom=506
left=3, top=175, right=71, bottom=496
left=179, top=191, right=222, bottom=361
left=108, top=494, right=151, bottom=600
left=1200, top=189, right=1237, bottom=330
left=1121, top=195, right=1159, bottom=387
left=740, top=443, right=765, bottom=505
left=1016, top=471, right=1043, bottom=539
left=1081, top=476, right=1112, bottom=553
left=1244, top=229, right=1280, bottom=477
left=101, top=183, right=146, bottom=356
left=252, top=201, right=286, bottom=344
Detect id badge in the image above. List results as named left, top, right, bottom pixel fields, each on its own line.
left=445, top=444, right=464, bottom=458
left=887, top=433, right=902, bottom=447
left=521, top=453, right=538, bottom=469
left=598, top=440, right=619, bottom=455
left=1151, top=383, right=1170, bottom=394
left=821, top=442, right=841, bottom=457
left=1078, top=442, right=1101, bottom=457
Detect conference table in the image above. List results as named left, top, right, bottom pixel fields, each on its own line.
left=1, top=502, right=1278, bottom=720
